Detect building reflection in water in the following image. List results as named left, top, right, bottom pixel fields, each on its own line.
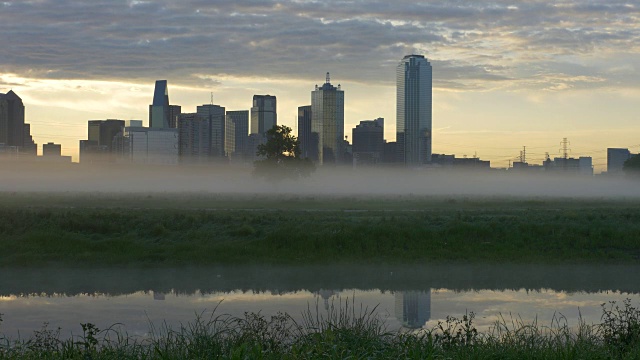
left=315, top=289, right=339, bottom=310
left=153, top=291, right=166, bottom=301
left=394, top=290, right=431, bottom=329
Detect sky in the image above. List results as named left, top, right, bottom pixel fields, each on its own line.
left=1, top=0, right=639, bottom=171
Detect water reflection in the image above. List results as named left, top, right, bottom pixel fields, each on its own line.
left=395, top=291, right=431, bottom=329
left=1, top=264, right=639, bottom=340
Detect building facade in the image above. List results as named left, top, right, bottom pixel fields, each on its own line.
left=80, top=119, right=125, bottom=163
left=352, top=118, right=384, bottom=166
left=196, top=104, right=226, bottom=158
left=149, top=80, right=170, bottom=128
left=607, top=148, right=632, bottom=174
left=250, top=95, right=277, bottom=135
left=311, top=73, right=344, bottom=165
left=168, top=105, right=181, bottom=129
left=297, top=105, right=315, bottom=160
left=397, top=55, right=432, bottom=166
left=114, top=124, right=179, bottom=165
left=0, top=90, right=25, bottom=148
left=178, top=113, right=211, bottom=163
left=43, top=142, right=62, bottom=157
left=225, top=110, right=249, bottom=160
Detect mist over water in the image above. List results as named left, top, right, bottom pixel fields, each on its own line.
left=2, top=162, right=640, bottom=198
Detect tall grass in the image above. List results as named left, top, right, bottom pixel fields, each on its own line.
left=1, top=300, right=640, bottom=359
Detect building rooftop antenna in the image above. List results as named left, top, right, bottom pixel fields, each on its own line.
left=326, top=72, right=330, bottom=84
left=210, top=92, right=214, bottom=106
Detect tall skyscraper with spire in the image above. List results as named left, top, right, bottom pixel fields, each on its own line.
left=311, top=73, right=344, bottom=165
left=397, top=55, right=432, bottom=165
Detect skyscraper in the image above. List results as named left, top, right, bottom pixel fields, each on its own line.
left=225, top=110, right=249, bottom=159
left=250, top=95, right=277, bottom=135
left=297, top=105, right=315, bottom=160
left=397, top=55, right=432, bottom=165
left=0, top=90, right=25, bottom=147
left=178, top=113, right=210, bottom=163
left=79, top=119, right=125, bottom=163
left=311, top=73, right=344, bottom=165
left=113, top=121, right=179, bottom=165
left=607, top=148, right=632, bottom=174
left=197, top=104, right=226, bottom=157
left=149, top=80, right=170, bottom=128
left=168, top=105, right=181, bottom=129
left=352, top=118, right=384, bottom=166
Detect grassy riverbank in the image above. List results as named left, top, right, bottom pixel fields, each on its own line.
left=1, top=299, right=639, bottom=359
left=1, top=193, right=640, bottom=266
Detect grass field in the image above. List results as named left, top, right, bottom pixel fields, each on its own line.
left=1, top=193, right=640, bottom=266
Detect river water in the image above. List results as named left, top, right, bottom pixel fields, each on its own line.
left=1, top=264, right=639, bottom=340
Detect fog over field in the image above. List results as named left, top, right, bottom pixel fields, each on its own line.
left=3, top=163, right=640, bottom=199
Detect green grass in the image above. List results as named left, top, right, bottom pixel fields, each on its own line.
left=2, top=193, right=640, bottom=266
left=1, top=299, right=640, bottom=359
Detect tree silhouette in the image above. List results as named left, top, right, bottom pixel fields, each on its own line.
left=623, top=154, right=640, bottom=174
left=253, top=125, right=315, bottom=181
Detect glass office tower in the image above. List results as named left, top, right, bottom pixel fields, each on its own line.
left=397, top=55, right=432, bottom=165
left=311, top=73, right=344, bottom=165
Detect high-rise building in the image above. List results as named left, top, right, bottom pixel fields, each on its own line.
left=149, top=80, right=175, bottom=128
left=352, top=118, right=384, bottom=166
left=178, top=113, right=211, bottom=163
left=311, top=73, right=344, bottom=165
left=113, top=122, right=179, bottom=165
left=226, top=110, right=249, bottom=160
left=297, top=105, right=316, bottom=160
left=196, top=104, right=226, bottom=157
left=22, top=123, right=37, bottom=155
left=251, top=95, right=277, bottom=135
left=607, top=148, right=632, bottom=174
left=80, top=119, right=125, bottom=163
left=0, top=90, right=25, bottom=147
left=397, top=55, right=432, bottom=165
left=168, top=105, right=181, bottom=129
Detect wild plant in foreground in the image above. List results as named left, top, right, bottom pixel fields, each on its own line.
left=600, top=299, right=640, bottom=355
left=1, top=298, right=640, bottom=359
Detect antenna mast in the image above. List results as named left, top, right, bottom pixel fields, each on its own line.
left=326, top=72, right=330, bottom=84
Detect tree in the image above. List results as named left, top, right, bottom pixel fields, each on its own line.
left=253, top=125, right=315, bottom=181
left=623, top=154, right=640, bottom=174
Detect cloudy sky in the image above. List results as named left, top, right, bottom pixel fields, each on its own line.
left=1, top=0, right=639, bottom=170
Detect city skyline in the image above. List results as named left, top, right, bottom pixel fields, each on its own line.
left=1, top=1, right=639, bottom=171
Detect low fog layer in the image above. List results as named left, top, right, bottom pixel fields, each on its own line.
left=3, top=162, right=640, bottom=198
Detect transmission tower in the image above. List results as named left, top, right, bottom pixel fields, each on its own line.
left=519, top=146, right=526, bottom=163
left=560, top=138, right=571, bottom=159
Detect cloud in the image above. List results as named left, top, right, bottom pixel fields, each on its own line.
left=0, top=0, right=638, bottom=92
